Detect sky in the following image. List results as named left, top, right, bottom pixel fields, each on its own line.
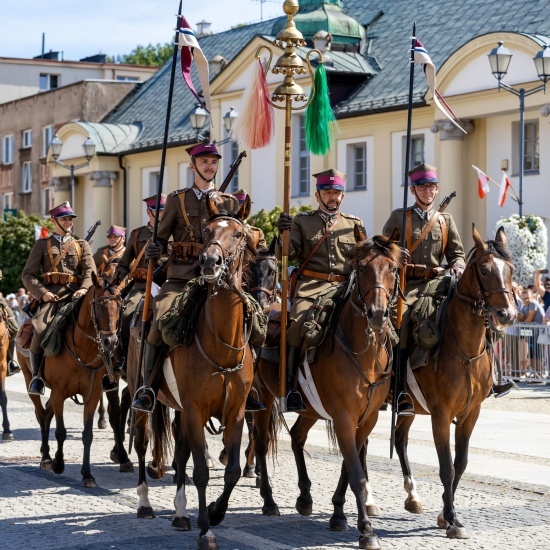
left=2, top=0, right=284, bottom=61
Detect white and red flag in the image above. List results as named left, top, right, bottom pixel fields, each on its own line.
left=413, top=39, right=466, bottom=134
left=473, top=165, right=491, bottom=199
left=498, top=171, right=512, bottom=207
left=178, top=15, right=212, bottom=129
left=34, top=225, right=49, bottom=240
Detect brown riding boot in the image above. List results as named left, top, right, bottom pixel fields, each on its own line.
left=28, top=351, right=45, bottom=396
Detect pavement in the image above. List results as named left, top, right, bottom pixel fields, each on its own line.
left=1, top=372, right=550, bottom=549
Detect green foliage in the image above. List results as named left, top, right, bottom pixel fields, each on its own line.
left=110, top=43, right=173, bottom=67
left=0, top=212, right=54, bottom=294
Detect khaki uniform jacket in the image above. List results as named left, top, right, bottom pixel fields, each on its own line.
left=116, top=225, right=153, bottom=279
left=22, top=235, right=95, bottom=301
left=156, top=188, right=238, bottom=281
left=93, top=245, right=126, bottom=276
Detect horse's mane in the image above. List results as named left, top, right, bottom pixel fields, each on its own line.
left=356, top=234, right=407, bottom=267
left=208, top=210, right=242, bottom=222
left=467, top=239, right=512, bottom=264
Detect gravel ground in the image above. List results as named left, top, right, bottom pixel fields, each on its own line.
left=481, top=383, right=550, bottom=414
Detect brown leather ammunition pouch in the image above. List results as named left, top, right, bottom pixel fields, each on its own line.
left=133, top=267, right=148, bottom=281
left=405, top=264, right=445, bottom=280
left=42, top=272, right=81, bottom=285
left=172, top=241, right=203, bottom=263
left=16, top=318, right=34, bottom=350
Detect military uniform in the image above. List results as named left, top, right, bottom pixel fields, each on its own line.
left=93, top=245, right=126, bottom=277
left=281, top=210, right=365, bottom=347
left=22, top=234, right=95, bottom=353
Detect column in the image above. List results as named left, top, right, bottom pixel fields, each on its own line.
left=89, top=171, right=117, bottom=247
left=430, top=119, right=473, bottom=247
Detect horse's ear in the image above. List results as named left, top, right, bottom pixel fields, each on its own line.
left=206, top=193, right=220, bottom=218
left=472, top=223, right=485, bottom=249
left=268, top=235, right=277, bottom=255
left=354, top=225, right=367, bottom=244
left=237, top=196, right=251, bottom=221
left=92, top=271, right=102, bottom=288
left=495, top=226, right=507, bottom=247
left=389, top=227, right=400, bottom=243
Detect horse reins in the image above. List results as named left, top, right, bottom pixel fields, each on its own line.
left=248, top=254, right=278, bottom=306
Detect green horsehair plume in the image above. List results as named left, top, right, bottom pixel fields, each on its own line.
left=305, top=64, right=338, bottom=156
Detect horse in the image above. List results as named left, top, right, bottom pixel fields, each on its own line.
left=17, top=273, right=133, bottom=486
left=0, top=314, right=13, bottom=441
left=148, top=195, right=254, bottom=549
left=392, top=225, right=517, bottom=539
left=253, top=229, right=405, bottom=550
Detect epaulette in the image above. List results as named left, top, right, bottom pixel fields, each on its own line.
left=298, top=211, right=314, bottom=216
left=168, top=188, right=188, bottom=198
left=342, top=213, right=361, bottom=221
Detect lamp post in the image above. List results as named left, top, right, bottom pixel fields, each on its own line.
left=488, top=41, right=550, bottom=218
left=189, top=104, right=239, bottom=145
left=50, top=135, right=96, bottom=208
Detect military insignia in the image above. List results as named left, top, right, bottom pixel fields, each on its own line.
left=168, top=189, right=188, bottom=198
left=298, top=211, right=314, bottom=216
left=344, top=244, right=353, bottom=254
left=342, top=213, right=361, bottom=220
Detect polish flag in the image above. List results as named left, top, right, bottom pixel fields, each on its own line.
left=34, top=225, right=49, bottom=240
left=473, top=166, right=490, bottom=199
left=498, top=171, right=512, bottom=207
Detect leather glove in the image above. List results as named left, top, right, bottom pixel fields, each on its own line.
left=145, top=241, right=162, bottom=260
left=450, top=264, right=465, bottom=278
left=277, top=212, right=293, bottom=233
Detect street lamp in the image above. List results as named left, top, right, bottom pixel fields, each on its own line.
left=488, top=41, right=550, bottom=217
left=50, top=135, right=96, bottom=208
left=188, top=104, right=239, bottom=146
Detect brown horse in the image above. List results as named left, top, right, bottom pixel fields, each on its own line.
left=0, top=315, right=12, bottom=441
left=17, top=273, right=132, bottom=486
left=394, top=226, right=516, bottom=539
left=253, top=230, right=405, bottom=550
left=150, top=195, right=254, bottom=549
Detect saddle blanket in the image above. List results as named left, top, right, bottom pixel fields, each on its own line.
left=163, top=357, right=183, bottom=409
left=406, top=362, right=430, bottom=414
left=297, top=354, right=332, bottom=420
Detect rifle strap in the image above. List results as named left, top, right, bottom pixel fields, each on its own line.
left=98, top=246, right=124, bottom=274
left=128, top=239, right=149, bottom=281
left=178, top=191, right=199, bottom=242
left=406, top=209, right=442, bottom=255
left=47, top=238, right=79, bottom=273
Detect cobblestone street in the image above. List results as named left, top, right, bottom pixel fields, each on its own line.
left=1, top=379, right=549, bottom=549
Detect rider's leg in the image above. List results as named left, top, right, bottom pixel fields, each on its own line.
left=286, top=344, right=306, bottom=411
left=28, top=350, right=45, bottom=395
left=131, top=342, right=164, bottom=412
left=7, top=338, right=21, bottom=376
left=245, top=346, right=266, bottom=412
left=395, top=347, right=414, bottom=416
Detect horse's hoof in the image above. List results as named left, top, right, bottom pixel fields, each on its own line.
left=147, top=464, right=162, bottom=480
left=184, top=473, right=193, bottom=485
left=171, top=515, right=191, bottom=530
left=255, top=476, right=261, bottom=489
left=2, top=432, right=14, bottom=441
left=197, top=532, right=218, bottom=550
left=329, top=516, right=349, bottom=531
left=206, top=457, right=214, bottom=469
left=437, top=512, right=450, bottom=529
left=98, top=419, right=108, bottom=430
left=404, top=497, right=423, bottom=514
left=366, top=504, right=380, bottom=517
left=447, top=525, right=469, bottom=539
left=82, top=477, right=97, bottom=488
left=119, top=461, right=134, bottom=473
left=243, top=465, right=256, bottom=478
left=40, top=459, right=53, bottom=471
left=207, top=502, right=226, bottom=526
left=52, top=459, right=64, bottom=475
left=295, top=497, right=312, bottom=516
left=110, top=450, right=120, bottom=464
left=137, top=506, right=155, bottom=519
left=359, top=534, right=381, bottom=550
left=262, top=503, right=280, bottom=516
left=218, top=451, right=228, bottom=466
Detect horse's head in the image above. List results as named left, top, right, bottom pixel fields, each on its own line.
left=461, top=225, right=516, bottom=330
left=89, top=271, right=123, bottom=353
left=245, top=237, right=278, bottom=310
left=353, top=226, right=406, bottom=331
left=199, top=194, right=250, bottom=285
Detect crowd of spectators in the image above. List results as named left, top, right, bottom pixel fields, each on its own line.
left=0, top=287, right=33, bottom=327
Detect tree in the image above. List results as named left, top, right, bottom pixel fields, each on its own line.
left=111, top=43, right=173, bottom=67
left=0, top=212, right=54, bottom=295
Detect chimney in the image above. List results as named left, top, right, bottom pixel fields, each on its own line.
left=196, top=20, right=212, bottom=38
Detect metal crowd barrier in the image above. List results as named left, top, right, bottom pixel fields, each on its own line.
left=493, top=322, right=550, bottom=384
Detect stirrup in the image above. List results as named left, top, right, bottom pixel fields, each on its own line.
left=132, top=385, right=156, bottom=412
left=492, top=380, right=515, bottom=399
left=396, top=391, right=415, bottom=417
left=28, top=376, right=45, bottom=396
left=286, top=390, right=306, bottom=411
left=7, top=360, right=21, bottom=376
left=245, top=393, right=266, bottom=412
left=102, top=375, right=119, bottom=393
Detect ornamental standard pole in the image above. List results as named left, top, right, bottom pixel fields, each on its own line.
left=70, top=164, right=75, bottom=212
left=518, top=88, right=525, bottom=219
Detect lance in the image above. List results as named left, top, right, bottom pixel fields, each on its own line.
left=129, top=0, right=182, bottom=455
left=252, top=0, right=324, bottom=411
left=390, top=23, right=417, bottom=459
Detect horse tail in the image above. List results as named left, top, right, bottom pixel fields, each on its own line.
left=267, top=405, right=282, bottom=464
left=151, top=401, right=172, bottom=478
left=325, top=420, right=340, bottom=456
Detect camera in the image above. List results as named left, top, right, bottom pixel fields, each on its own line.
left=541, top=269, right=549, bottom=274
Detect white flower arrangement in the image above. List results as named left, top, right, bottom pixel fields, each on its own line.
left=495, top=214, right=548, bottom=287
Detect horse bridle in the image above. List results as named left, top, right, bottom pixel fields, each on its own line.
left=353, top=261, right=400, bottom=316
left=248, top=254, right=278, bottom=306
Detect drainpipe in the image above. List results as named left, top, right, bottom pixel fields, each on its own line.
left=118, top=155, right=127, bottom=229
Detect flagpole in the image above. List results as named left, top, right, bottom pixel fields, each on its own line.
left=390, top=22, right=416, bottom=460
left=129, top=0, right=182, bottom=454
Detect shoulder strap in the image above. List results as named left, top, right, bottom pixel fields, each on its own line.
left=406, top=210, right=413, bottom=251
left=133, top=229, right=140, bottom=256
left=409, top=212, right=441, bottom=255
left=128, top=240, right=149, bottom=280
left=178, top=191, right=198, bottom=242
left=438, top=216, right=448, bottom=264
left=74, top=241, right=82, bottom=263
left=47, top=238, right=77, bottom=272
left=297, top=213, right=341, bottom=276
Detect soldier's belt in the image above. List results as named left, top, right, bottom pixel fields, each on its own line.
left=301, top=268, right=348, bottom=283
left=172, top=241, right=203, bottom=261
left=405, top=264, right=445, bottom=280
left=42, top=272, right=81, bottom=285
left=132, top=267, right=149, bottom=281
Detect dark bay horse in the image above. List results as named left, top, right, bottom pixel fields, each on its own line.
left=253, top=230, right=406, bottom=550
left=17, top=273, right=132, bottom=486
left=0, top=315, right=12, bottom=441
left=394, top=226, right=516, bottom=539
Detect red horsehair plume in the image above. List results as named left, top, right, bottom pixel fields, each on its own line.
left=234, top=58, right=274, bottom=149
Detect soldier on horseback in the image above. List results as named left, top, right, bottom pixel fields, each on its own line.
left=22, top=202, right=96, bottom=396
left=132, top=141, right=261, bottom=413
left=277, top=169, right=366, bottom=412
left=0, top=269, right=21, bottom=376
left=383, top=163, right=513, bottom=415
left=93, top=225, right=126, bottom=279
